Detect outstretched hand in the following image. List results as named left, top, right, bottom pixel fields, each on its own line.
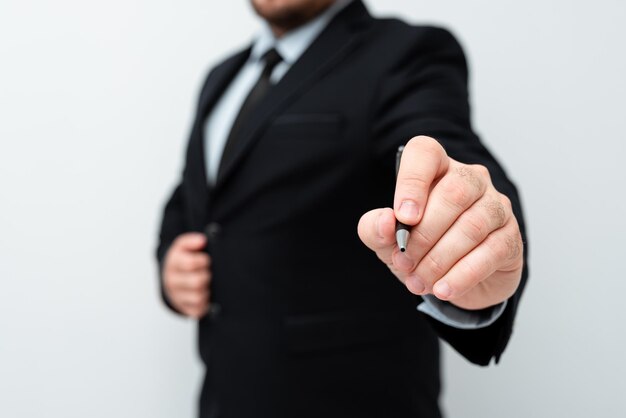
left=358, top=136, right=523, bottom=310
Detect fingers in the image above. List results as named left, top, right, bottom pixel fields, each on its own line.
left=395, top=161, right=490, bottom=275
left=163, top=232, right=212, bottom=319
left=164, top=268, right=211, bottom=318
left=394, top=136, right=449, bottom=226
left=165, top=233, right=210, bottom=273
left=168, top=269, right=211, bottom=292
left=404, top=191, right=511, bottom=294
left=172, top=232, right=207, bottom=252
left=431, top=217, right=523, bottom=309
left=176, top=288, right=210, bottom=318
left=169, top=251, right=210, bottom=273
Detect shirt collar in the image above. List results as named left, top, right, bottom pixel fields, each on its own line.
left=249, top=0, right=353, bottom=65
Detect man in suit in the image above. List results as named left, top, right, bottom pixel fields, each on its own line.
left=156, top=0, right=528, bottom=417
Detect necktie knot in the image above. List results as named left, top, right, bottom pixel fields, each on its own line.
left=261, top=48, right=283, bottom=78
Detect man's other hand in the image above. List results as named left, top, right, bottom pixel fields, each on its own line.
left=358, top=136, right=523, bottom=311
left=163, top=233, right=211, bottom=318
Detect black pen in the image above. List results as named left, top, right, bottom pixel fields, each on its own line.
left=395, top=145, right=410, bottom=252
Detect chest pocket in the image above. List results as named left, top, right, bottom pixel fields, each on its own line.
left=267, top=113, right=344, bottom=142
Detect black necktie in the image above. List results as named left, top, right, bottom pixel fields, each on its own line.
left=218, top=48, right=283, bottom=178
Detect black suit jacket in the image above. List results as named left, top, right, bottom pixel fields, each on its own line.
left=157, top=2, right=528, bottom=417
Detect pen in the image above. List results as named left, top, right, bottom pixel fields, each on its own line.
left=395, top=145, right=410, bottom=252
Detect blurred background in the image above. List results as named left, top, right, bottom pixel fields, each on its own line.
left=1, top=0, right=625, bottom=416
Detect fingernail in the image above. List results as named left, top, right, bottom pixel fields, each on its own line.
left=398, top=200, right=419, bottom=222
left=434, top=281, right=452, bottom=299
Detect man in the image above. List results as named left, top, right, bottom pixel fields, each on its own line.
left=156, top=0, right=528, bottom=417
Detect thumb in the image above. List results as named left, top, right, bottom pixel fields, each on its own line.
left=394, top=136, right=449, bottom=226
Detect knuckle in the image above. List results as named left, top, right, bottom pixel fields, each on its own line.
left=455, top=166, right=472, bottom=178
left=424, top=253, right=447, bottom=279
left=485, top=235, right=509, bottom=261
left=398, top=175, right=429, bottom=192
left=483, top=199, right=507, bottom=228
left=441, top=179, right=472, bottom=209
left=471, top=164, right=491, bottom=180
left=507, top=231, right=523, bottom=260
left=461, top=212, right=488, bottom=244
left=500, top=194, right=513, bottom=211
left=458, top=165, right=484, bottom=191
left=463, top=255, right=492, bottom=284
left=413, top=227, right=436, bottom=249
left=461, top=257, right=487, bottom=284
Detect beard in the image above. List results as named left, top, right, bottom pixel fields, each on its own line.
left=251, top=0, right=335, bottom=33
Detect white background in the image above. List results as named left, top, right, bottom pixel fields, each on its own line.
left=1, top=1, right=625, bottom=417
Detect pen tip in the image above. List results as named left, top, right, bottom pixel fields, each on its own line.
left=396, top=228, right=409, bottom=253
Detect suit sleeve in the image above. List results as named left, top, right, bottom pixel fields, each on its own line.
left=370, top=26, right=529, bottom=365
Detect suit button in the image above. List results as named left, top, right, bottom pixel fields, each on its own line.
left=205, top=222, right=221, bottom=240
left=210, top=303, right=222, bottom=318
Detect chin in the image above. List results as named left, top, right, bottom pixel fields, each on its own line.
left=250, top=0, right=334, bottom=29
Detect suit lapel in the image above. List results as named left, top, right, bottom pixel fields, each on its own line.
left=185, top=49, right=250, bottom=224
left=214, top=0, right=372, bottom=191
left=198, top=49, right=251, bottom=123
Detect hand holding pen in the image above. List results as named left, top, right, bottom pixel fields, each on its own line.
left=357, top=136, right=524, bottom=310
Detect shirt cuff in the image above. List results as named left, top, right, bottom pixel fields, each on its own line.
left=417, top=294, right=507, bottom=330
